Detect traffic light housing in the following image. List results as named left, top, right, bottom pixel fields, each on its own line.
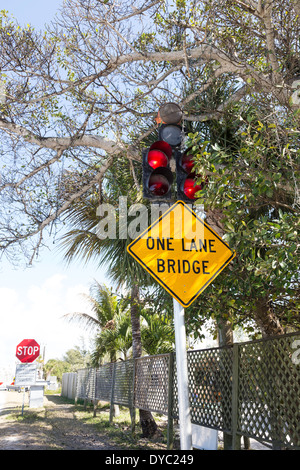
left=142, top=140, right=173, bottom=201
left=142, top=102, right=207, bottom=203
left=176, top=150, right=207, bottom=202
left=142, top=103, right=183, bottom=201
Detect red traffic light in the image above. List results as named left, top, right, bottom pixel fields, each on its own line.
left=148, top=168, right=173, bottom=197
left=148, top=150, right=168, bottom=169
left=181, top=153, right=196, bottom=174
left=183, top=178, right=204, bottom=200
left=149, top=174, right=170, bottom=196
left=176, top=150, right=208, bottom=201
left=147, top=141, right=172, bottom=169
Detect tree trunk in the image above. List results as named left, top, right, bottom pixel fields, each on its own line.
left=130, top=283, right=158, bottom=438
left=254, top=298, right=285, bottom=337
left=130, top=283, right=142, bottom=359
left=218, top=317, right=233, bottom=346
left=218, top=317, right=239, bottom=449
left=110, top=352, right=120, bottom=418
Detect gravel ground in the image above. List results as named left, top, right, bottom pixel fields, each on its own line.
left=0, top=390, right=126, bottom=450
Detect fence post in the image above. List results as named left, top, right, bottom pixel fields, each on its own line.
left=109, top=363, right=116, bottom=424
left=232, top=344, right=241, bottom=450
left=84, top=368, right=91, bottom=410
left=167, top=352, right=174, bottom=450
left=93, top=369, right=98, bottom=417
left=84, top=371, right=87, bottom=409
left=130, top=359, right=136, bottom=435
left=74, top=371, right=79, bottom=405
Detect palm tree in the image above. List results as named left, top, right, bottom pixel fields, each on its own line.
left=141, top=310, right=174, bottom=356
left=64, top=281, right=132, bottom=418
left=59, top=160, right=160, bottom=436
left=63, top=281, right=130, bottom=363
left=91, top=305, right=132, bottom=365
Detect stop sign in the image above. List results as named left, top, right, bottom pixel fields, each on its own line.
left=16, top=339, right=40, bottom=363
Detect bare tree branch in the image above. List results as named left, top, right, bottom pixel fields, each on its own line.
left=0, top=0, right=298, bottom=262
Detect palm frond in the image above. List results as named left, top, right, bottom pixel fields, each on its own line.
left=62, top=311, right=101, bottom=331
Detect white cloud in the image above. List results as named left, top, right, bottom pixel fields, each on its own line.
left=27, top=273, right=67, bottom=303
left=0, top=273, right=96, bottom=372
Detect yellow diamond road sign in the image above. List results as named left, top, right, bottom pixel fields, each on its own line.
left=127, top=201, right=236, bottom=307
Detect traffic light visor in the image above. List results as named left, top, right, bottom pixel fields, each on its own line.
left=149, top=141, right=172, bottom=159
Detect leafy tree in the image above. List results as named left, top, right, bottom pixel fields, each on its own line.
left=141, top=309, right=175, bottom=356
left=62, top=346, right=92, bottom=369
left=44, top=345, right=91, bottom=382
left=0, top=1, right=298, bottom=337
left=185, top=105, right=299, bottom=337
left=91, top=308, right=132, bottom=365
left=44, top=359, right=71, bottom=383
left=0, top=1, right=299, bottom=262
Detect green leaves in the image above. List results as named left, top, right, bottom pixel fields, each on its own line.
left=185, top=107, right=300, bottom=335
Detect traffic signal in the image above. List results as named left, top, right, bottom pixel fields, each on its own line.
left=157, top=102, right=183, bottom=149
left=176, top=150, right=207, bottom=202
left=142, top=140, right=173, bottom=200
left=158, top=122, right=182, bottom=148
left=142, top=103, right=183, bottom=201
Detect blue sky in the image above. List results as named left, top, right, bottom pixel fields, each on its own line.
left=1, top=0, right=63, bottom=28
left=0, top=1, right=110, bottom=378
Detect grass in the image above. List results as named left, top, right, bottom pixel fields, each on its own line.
left=75, top=401, right=170, bottom=450
left=10, top=410, right=46, bottom=423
